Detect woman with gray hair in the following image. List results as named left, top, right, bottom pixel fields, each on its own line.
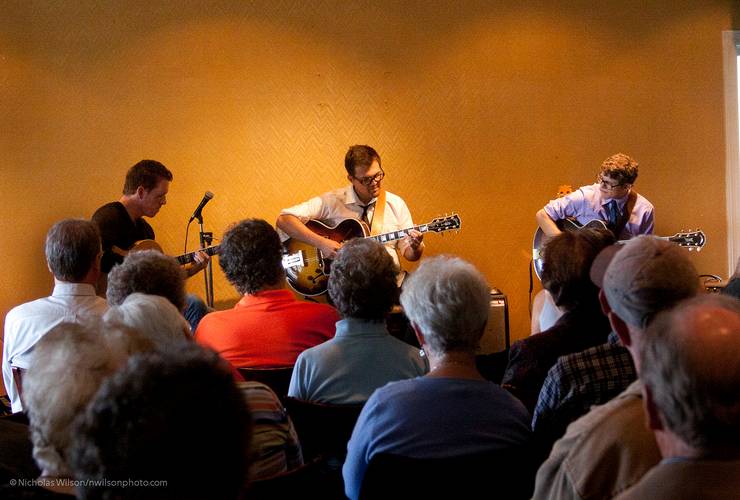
left=342, top=255, right=533, bottom=500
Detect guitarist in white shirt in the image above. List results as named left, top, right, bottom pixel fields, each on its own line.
left=276, top=145, right=424, bottom=270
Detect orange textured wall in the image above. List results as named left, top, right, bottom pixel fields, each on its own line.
left=0, top=1, right=734, bottom=367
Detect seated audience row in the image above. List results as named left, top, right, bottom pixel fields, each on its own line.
left=4, top=215, right=739, bottom=499
left=532, top=235, right=701, bottom=498
left=15, top=294, right=303, bottom=496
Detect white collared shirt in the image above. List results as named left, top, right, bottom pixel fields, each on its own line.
left=2, top=281, right=108, bottom=412
left=279, top=185, right=415, bottom=268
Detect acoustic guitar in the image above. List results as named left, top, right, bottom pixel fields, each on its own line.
left=283, top=214, right=462, bottom=296
left=531, top=219, right=706, bottom=281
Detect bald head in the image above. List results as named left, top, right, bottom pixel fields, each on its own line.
left=603, top=235, right=699, bottom=329
left=641, top=295, right=740, bottom=452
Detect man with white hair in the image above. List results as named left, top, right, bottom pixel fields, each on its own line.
left=2, top=219, right=108, bottom=413
left=616, top=295, right=740, bottom=499
left=533, top=235, right=699, bottom=500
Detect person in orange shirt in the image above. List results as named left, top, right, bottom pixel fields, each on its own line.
left=195, top=219, right=339, bottom=368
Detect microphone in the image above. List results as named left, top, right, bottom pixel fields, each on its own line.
left=189, top=191, right=214, bottom=223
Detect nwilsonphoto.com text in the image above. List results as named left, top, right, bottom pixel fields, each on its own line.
left=9, top=478, right=168, bottom=488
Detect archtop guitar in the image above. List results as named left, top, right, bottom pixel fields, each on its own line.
left=284, top=214, right=462, bottom=296
left=531, top=219, right=706, bottom=281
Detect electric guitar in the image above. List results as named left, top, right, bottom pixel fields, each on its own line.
left=284, top=214, right=462, bottom=296
left=112, top=239, right=305, bottom=269
left=532, top=219, right=706, bottom=280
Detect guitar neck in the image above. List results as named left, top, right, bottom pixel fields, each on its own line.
left=176, top=245, right=220, bottom=265
left=367, top=225, right=427, bottom=244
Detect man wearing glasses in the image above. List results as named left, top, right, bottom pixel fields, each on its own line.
left=277, top=145, right=424, bottom=270
left=535, top=153, right=654, bottom=239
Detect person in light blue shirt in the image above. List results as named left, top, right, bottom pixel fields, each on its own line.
left=288, top=238, right=427, bottom=404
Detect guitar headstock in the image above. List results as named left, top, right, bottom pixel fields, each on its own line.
left=669, top=229, right=706, bottom=251
left=427, top=214, right=461, bottom=233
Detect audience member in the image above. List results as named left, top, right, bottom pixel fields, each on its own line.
left=239, top=380, right=303, bottom=480
left=288, top=239, right=427, bottom=404
left=615, top=295, right=740, bottom=499
left=103, top=293, right=191, bottom=349
left=106, top=250, right=186, bottom=312
left=69, top=344, right=250, bottom=499
left=23, top=322, right=141, bottom=481
left=532, top=245, right=637, bottom=449
left=502, top=227, right=615, bottom=412
left=195, top=219, right=338, bottom=367
left=343, top=256, right=532, bottom=500
left=533, top=235, right=699, bottom=499
left=3, top=219, right=108, bottom=413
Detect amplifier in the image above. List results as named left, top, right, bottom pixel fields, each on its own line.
left=478, top=288, right=510, bottom=354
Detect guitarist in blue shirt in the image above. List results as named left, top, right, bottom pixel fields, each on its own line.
left=535, top=153, right=654, bottom=240
left=532, top=153, right=654, bottom=334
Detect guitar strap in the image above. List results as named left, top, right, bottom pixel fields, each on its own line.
left=614, top=190, right=638, bottom=237
left=369, top=189, right=387, bottom=236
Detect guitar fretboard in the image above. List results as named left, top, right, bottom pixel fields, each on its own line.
left=176, top=245, right=220, bottom=265
left=368, top=225, right=428, bottom=244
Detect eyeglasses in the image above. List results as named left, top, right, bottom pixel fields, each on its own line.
left=597, top=175, right=628, bottom=190
left=354, top=170, right=385, bottom=187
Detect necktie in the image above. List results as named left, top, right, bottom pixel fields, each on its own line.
left=606, top=200, right=619, bottom=230
left=360, top=203, right=374, bottom=226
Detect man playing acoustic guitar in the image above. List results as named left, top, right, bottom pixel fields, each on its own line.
left=91, top=160, right=210, bottom=329
left=276, top=145, right=424, bottom=271
left=535, top=153, right=654, bottom=239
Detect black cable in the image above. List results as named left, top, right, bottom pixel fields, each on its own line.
left=184, top=221, right=191, bottom=254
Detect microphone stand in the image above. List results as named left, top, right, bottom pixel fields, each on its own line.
left=196, top=215, right=215, bottom=308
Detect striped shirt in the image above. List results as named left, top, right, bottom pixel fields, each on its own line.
left=238, top=381, right=303, bottom=480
